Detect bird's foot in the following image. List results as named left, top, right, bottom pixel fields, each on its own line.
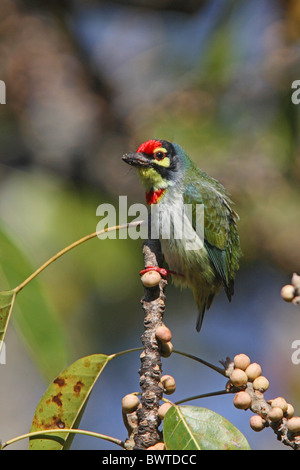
left=139, top=266, right=183, bottom=278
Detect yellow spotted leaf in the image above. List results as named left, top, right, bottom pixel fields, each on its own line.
left=29, top=353, right=113, bottom=450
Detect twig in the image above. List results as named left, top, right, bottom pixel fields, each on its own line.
left=173, top=349, right=226, bottom=376
left=15, top=221, right=143, bottom=294
left=1, top=428, right=125, bottom=450
left=175, top=389, right=229, bottom=405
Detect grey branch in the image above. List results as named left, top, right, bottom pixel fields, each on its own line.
left=133, top=238, right=167, bottom=450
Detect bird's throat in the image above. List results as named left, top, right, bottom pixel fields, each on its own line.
left=145, top=188, right=166, bottom=205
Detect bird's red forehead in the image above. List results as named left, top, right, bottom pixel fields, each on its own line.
left=137, top=139, right=162, bottom=154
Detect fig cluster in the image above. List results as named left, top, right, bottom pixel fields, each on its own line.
left=228, top=353, right=299, bottom=435
left=281, top=273, right=300, bottom=305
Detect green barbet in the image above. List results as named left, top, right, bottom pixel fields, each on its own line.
left=122, top=139, right=242, bottom=332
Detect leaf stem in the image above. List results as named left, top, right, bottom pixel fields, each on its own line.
left=174, top=389, right=229, bottom=405
left=173, top=349, right=226, bottom=376
left=109, top=347, right=142, bottom=360
left=1, top=428, right=125, bottom=450
left=14, top=221, right=143, bottom=294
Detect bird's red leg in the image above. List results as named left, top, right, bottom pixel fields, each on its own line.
left=139, top=266, right=184, bottom=278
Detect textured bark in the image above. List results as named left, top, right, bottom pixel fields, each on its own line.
left=133, top=238, right=167, bottom=450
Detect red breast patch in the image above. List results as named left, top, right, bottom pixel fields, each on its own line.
left=145, top=189, right=166, bottom=205
left=137, top=139, right=162, bottom=154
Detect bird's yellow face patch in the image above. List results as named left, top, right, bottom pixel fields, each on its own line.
left=134, top=140, right=174, bottom=191
left=153, top=147, right=170, bottom=168
left=137, top=167, right=166, bottom=190
left=137, top=147, right=171, bottom=190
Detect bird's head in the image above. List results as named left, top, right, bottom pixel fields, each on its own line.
left=122, top=139, right=192, bottom=193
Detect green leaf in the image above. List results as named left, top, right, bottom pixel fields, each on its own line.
left=29, top=353, right=113, bottom=450
left=0, top=223, right=70, bottom=380
left=163, top=405, right=250, bottom=450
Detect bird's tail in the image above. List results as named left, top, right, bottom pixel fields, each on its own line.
left=194, top=291, right=216, bottom=332
left=195, top=306, right=206, bottom=333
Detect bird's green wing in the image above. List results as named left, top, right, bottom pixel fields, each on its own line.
left=183, top=179, right=242, bottom=300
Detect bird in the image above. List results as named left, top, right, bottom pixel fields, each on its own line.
left=122, top=139, right=242, bottom=332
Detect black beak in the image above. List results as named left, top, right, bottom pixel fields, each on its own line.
left=122, top=152, right=150, bottom=167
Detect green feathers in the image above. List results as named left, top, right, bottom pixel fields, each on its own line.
left=183, top=174, right=242, bottom=304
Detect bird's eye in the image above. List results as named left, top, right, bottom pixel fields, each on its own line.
left=154, top=151, right=165, bottom=160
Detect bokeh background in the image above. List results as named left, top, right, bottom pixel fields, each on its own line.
left=0, top=0, right=299, bottom=450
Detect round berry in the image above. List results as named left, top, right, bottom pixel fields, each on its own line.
left=233, top=391, right=251, bottom=410
left=270, top=397, right=288, bottom=413
left=141, top=271, right=161, bottom=287
left=287, top=416, right=300, bottom=433
left=121, top=394, right=140, bottom=414
left=250, top=415, right=265, bottom=432
left=281, top=284, right=295, bottom=302
left=230, top=368, right=248, bottom=387
left=253, top=376, right=269, bottom=392
left=155, top=325, right=172, bottom=343
left=286, top=403, right=295, bottom=419
left=234, top=354, right=251, bottom=371
left=147, top=442, right=165, bottom=450
left=245, top=363, right=262, bottom=381
left=292, top=296, right=300, bottom=305
left=158, top=402, right=172, bottom=420
left=160, top=341, right=173, bottom=358
left=268, top=407, right=283, bottom=422
left=161, top=375, right=176, bottom=395
left=291, top=273, right=300, bottom=290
